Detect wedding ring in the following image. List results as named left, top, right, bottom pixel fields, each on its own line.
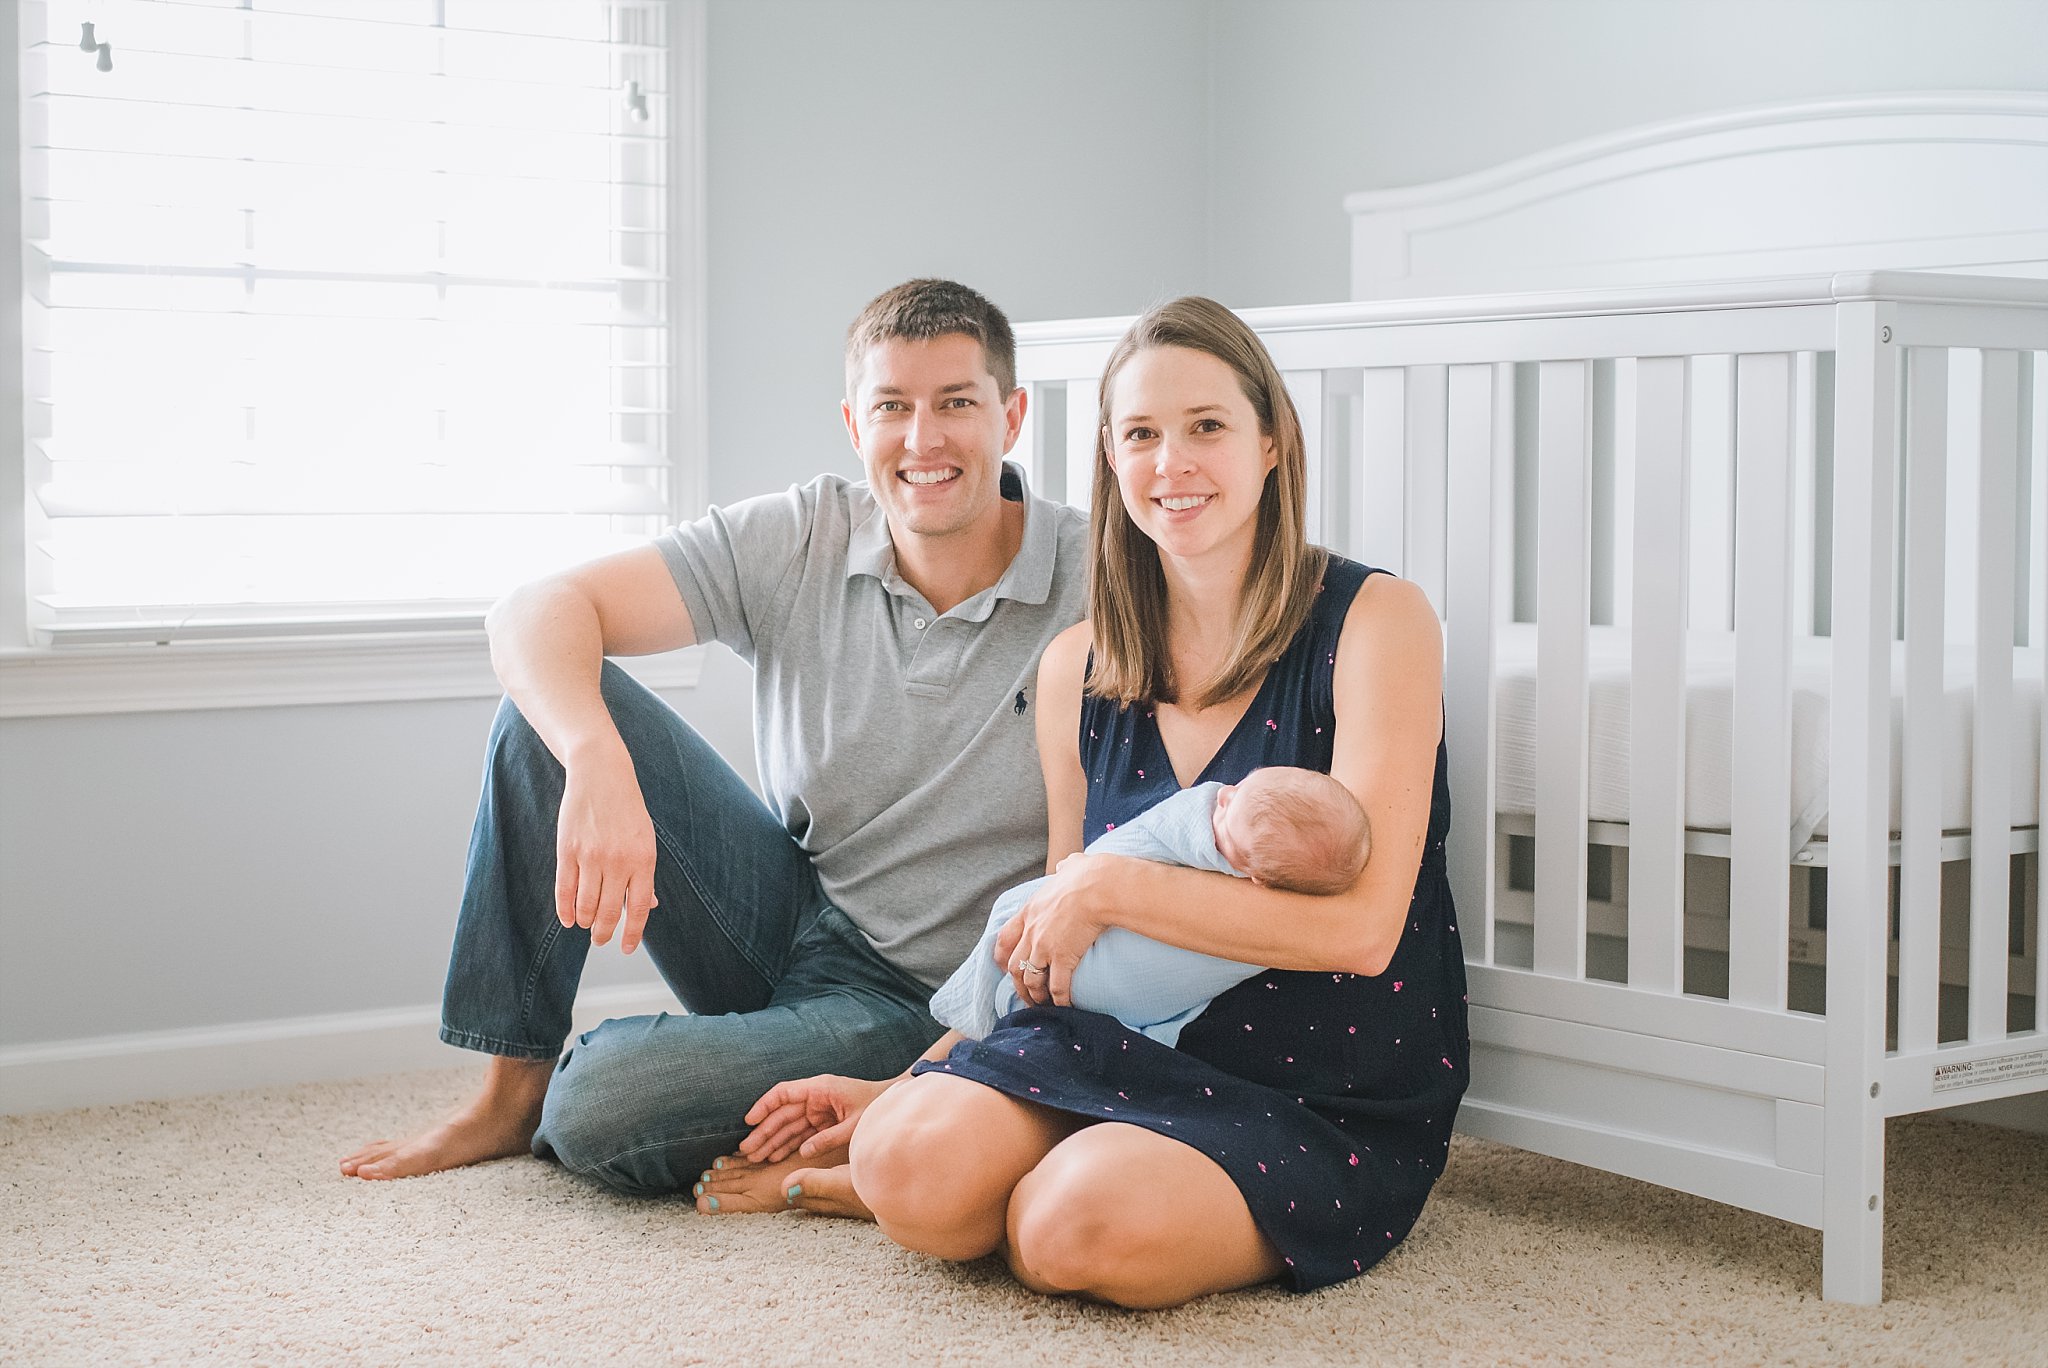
left=1017, top=960, right=1047, bottom=977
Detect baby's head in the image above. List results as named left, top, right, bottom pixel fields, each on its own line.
left=1210, top=767, right=1370, bottom=896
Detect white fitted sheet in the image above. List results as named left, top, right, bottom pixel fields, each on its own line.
left=1491, top=625, right=2044, bottom=847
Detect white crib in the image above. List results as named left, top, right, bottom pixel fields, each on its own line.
left=1009, top=94, right=2048, bottom=1303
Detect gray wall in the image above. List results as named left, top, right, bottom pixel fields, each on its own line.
left=4, top=0, right=2043, bottom=1052
left=1206, top=0, right=2048, bottom=307
left=702, top=0, right=1211, bottom=503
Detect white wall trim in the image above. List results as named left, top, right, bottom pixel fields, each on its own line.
left=0, top=981, right=681, bottom=1115
left=0, top=635, right=704, bottom=718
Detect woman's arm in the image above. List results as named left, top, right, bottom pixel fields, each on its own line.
left=1001, top=575, right=1442, bottom=998
left=996, top=624, right=1094, bottom=1005
left=1035, top=621, right=1092, bottom=873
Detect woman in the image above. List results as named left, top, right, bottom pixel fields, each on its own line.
left=733, top=297, right=1465, bottom=1307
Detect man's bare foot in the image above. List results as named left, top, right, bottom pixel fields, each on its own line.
left=341, top=1056, right=554, bottom=1181
left=694, top=1146, right=873, bottom=1220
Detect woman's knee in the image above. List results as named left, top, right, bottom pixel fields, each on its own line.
left=1005, top=1159, right=1153, bottom=1298
left=1005, top=1127, right=1266, bottom=1308
left=851, top=1076, right=1034, bottom=1260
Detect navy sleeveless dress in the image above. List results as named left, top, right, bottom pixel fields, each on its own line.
left=914, top=556, right=1470, bottom=1293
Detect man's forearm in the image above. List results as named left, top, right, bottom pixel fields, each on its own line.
left=486, top=579, right=627, bottom=769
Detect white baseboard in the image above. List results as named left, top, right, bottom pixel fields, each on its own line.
left=0, top=983, right=680, bottom=1116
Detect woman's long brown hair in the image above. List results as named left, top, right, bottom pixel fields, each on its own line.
left=1087, top=296, right=1325, bottom=710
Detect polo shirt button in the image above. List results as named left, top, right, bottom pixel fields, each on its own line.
left=914, top=617, right=928, bottom=630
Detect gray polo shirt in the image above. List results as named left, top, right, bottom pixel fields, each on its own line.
left=655, top=462, right=1088, bottom=988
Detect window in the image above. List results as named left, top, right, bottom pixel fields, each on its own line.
left=14, top=0, right=700, bottom=649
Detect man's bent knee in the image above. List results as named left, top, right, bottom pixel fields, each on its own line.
left=531, top=1032, right=738, bottom=1197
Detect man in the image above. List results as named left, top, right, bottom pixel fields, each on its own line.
left=342, top=280, right=1086, bottom=1205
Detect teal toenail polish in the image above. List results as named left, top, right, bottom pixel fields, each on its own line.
left=786, top=1184, right=803, bottom=1200
left=713, top=1158, right=725, bottom=1170
left=692, top=1182, right=704, bottom=1197
left=699, top=1170, right=712, bottom=1184
left=705, top=1196, right=719, bottom=1211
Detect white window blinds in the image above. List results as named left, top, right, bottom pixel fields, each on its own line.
left=21, top=0, right=679, bottom=643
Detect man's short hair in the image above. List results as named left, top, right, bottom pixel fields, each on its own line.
left=844, top=278, right=1017, bottom=398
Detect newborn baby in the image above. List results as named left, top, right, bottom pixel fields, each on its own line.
left=930, top=766, right=1370, bottom=1047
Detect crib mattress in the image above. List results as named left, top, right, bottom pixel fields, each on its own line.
left=1491, top=625, right=2045, bottom=847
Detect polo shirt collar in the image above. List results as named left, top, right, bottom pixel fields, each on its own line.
left=845, top=461, right=1063, bottom=618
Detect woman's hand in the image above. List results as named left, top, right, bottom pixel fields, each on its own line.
left=995, top=852, right=1115, bottom=1008
left=738, top=1074, right=894, bottom=1163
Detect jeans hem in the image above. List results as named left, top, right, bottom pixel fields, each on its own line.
left=439, top=1024, right=561, bottom=1062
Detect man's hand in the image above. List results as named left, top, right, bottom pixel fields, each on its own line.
left=553, top=749, right=659, bottom=954
left=995, top=851, right=1113, bottom=1009
left=739, top=1075, right=894, bottom=1164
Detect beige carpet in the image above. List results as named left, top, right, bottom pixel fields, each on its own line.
left=2, top=1065, right=2043, bottom=1367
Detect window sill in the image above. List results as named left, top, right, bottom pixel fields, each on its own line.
left=0, top=633, right=704, bottom=719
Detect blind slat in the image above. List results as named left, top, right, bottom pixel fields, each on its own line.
left=32, top=51, right=661, bottom=126
left=39, top=149, right=667, bottom=200
left=38, top=440, right=672, bottom=469
left=39, top=486, right=671, bottom=517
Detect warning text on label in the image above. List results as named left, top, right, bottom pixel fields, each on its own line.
left=1931, top=1048, right=2048, bottom=1094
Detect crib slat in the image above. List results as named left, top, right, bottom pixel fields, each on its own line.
left=1322, top=369, right=1366, bottom=558
left=2031, top=354, right=2047, bottom=1021
left=1793, top=353, right=1820, bottom=636
left=1729, top=352, right=1797, bottom=1011
left=1590, top=361, right=1619, bottom=627
left=1282, top=370, right=1327, bottom=546
left=1970, top=350, right=2020, bottom=1042
left=1535, top=360, right=1593, bottom=980
left=1009, top=381, right=1046, bottom=496
left=1443, top=363, right=1499, bottom=964
left=1628, top=356, right=1690, bottom=993
left=1820, top=304, right=1898, bottom=1307
left=1898, top=348, right=1949, bottom=1055
left=1063, top=376, right=1100, bottom=517
left=1406, top=365, right=1450, bottom=615
left=1358, top=368, right=1408, bottom=572
left=1689, top=354, right=1736, bottom=631
left=1610, top=361, right=1637, bottom=630
left=1494, top=365, right=1520, bottom=632
left=1946, top=358, right=1982, bottom=653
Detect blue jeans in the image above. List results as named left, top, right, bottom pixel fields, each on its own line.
left=440, top=662, right=945, bottom=1195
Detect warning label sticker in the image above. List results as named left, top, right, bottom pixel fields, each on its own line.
left=1931, top=1048, right=2048, bottom=1094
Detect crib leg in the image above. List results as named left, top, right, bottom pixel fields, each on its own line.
left=1820, top=1090, right=1886, bottom=1303
left=1819, top=301, right=1897, bottom=1306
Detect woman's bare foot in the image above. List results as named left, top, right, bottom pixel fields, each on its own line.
left=694, top=1146, right=873, bottom=1220
left=341, top=1056, right=554, bottom=1181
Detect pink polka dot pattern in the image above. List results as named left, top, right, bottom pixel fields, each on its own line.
left=914, top=557, right=1468, bottom=1294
